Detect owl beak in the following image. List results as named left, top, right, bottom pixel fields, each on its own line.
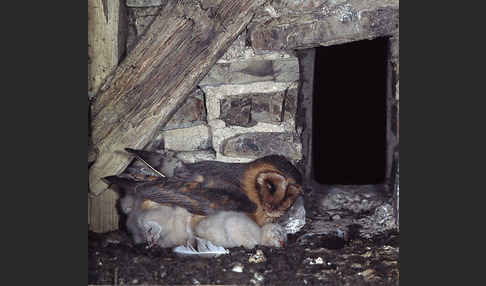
left=263, top=203, right=282, bottom=218
left=264, top=202, right=277, bottom=213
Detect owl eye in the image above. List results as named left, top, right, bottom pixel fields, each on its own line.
left=266, top=182, right=276, bottom=194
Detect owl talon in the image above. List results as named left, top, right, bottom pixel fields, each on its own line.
left=144, top=226, right=158, bottom=248
left=146, top=236, right=156, bottom=248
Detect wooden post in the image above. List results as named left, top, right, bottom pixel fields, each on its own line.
left=88, top=0, right=125, bottom=232
left=89, top=0, right=266, bottom=199
left=88, top=190, right=120, bottom=233
left=88, top=0, right=122, bottom=96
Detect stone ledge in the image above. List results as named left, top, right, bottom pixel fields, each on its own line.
left=200, top=57, right=299, bottom=86
left=156, top=125, right=211, bottom=151
left=173, top=149, right=216, bottom=163
left=222, top=132, right=302, bottom=161
left=201, top=81, right=298, bottom=121
left=208, top=119, right=301, bottom=163
left=126, top=0, right=163, bottom=8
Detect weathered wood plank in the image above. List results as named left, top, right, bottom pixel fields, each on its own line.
left=88, top=0, right=122, bottom=96
left=88, top=0, right=125, bottom=232
left=88, top=99, right=97, bottom=166
left=89, top=0, right=267, bottom=196
left=88, top=189, right=120, bottom=233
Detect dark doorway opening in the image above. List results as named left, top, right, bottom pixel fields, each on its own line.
left=312, top=37, right=388, bottom=185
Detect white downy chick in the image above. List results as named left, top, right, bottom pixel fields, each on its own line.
left=137, top=204, right=194, bottom=248
left=121, top=196, right=286, bottom=249
left=195, top=211, right=287, bottom=249
left=120, top=194, right=136, bottom=214
left=261, top=223, right=288, bottom=247
left=122, top=195, right=148, bottom=244
left=121, top=194, right=194, bottom=247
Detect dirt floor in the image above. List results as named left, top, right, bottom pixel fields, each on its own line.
left=88, top=219, right=399, bottom=285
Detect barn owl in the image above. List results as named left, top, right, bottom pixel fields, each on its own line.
left=117, top=148, right=303, bottom=226
left=104, top=149, right=302, bottom=248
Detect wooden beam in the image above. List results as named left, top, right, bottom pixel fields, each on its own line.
left=88, top=189, right=120, bottom=233
left=88, top=99, right=97, bottom=166
left=88, top=0, right=122, bottom=96
left=89, top=0, right=266, bottom=196
left=88, top=0, right=125, bottom=232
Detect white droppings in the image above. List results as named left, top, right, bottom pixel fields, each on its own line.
left=232, top=263, right=244, bottom=273
left=254, top=272, right=264, bottom=281
left=309, top=257, right=324, bottom=265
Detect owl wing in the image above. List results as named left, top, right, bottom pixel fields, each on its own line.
left=104, top=176, right=257, bottom=216
left=124, top=148, right=187, bottom=177
left=124, top=148, right=245, bottom=188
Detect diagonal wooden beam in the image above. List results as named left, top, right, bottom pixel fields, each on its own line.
left=89, top=0, right=267, bottom=195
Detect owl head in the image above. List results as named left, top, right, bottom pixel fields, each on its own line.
left=249, top=155, right=303, bottom=221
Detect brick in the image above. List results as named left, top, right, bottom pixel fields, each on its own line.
left=160, top=125, right=211, bottom=151
left=163, top=89, right=207, bottom=131
left=126, top=0, right=162, bottom=7
left=222, top=132, right=301, bottom=161
left=200, top=58, right=299, bottom=86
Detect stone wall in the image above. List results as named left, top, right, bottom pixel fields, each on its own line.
left=125, top=1, right=304, bottom=166
left=123, top=0, right=400, bottom=229
left=124, top=0, right=399, bottom=173
left=89, top=0, right=399, bottom=233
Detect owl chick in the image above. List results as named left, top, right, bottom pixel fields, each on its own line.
left=120, top=192, right=286, bottom=249
left=120, top=194, right=146, bottom=244
left=137, top=204, right=195, bottom=248
left=121, top=149, right=304, bottom=226
left=194, top=211, right=287, bottom=249
left=120, top=193, right=196, bottom=247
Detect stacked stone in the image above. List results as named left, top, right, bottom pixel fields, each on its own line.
left=125, top=0, right=303, bottom=164
left=198, top=33, right=301, bottom=163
